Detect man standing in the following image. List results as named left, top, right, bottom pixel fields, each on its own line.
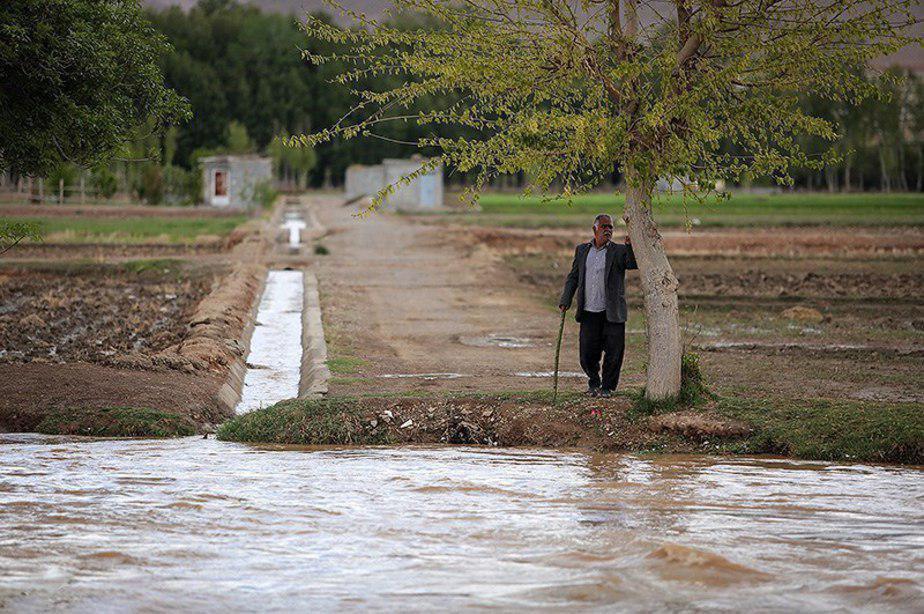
left=559, top=214, right=637, bottom=398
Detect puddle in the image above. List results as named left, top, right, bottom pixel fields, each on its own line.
left=697, top=341, right=923, bottom=357
left=236, top=270, right=304, bottom=414
left=379, top=373, right=469, bottom=380
left=514, top=371, right=586, bottom=378
left=684, top=325, right=720, bottom=337
left=459, top=334, right=537, bottom=348
left=788, top=324, right=823, bottom=334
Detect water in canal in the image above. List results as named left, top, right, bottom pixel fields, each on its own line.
left=1, top=435, right=921, bottom=611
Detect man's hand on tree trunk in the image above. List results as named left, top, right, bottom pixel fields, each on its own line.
left=623, top=215, right=631, bottom=244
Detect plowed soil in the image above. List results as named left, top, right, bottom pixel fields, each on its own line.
left=0, top=265, right=215, bottom=365
left=508, top=254, right=924, bottom=300
left=0, top=263, right=239, bottom=434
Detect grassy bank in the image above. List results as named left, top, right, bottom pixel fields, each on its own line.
left=715, top=397, right=923, bottom=463
left=218, top=391, right=923, bottom=464
left=434, top=192, right=924, bottom=228
left=35, top=407, right=196, bottom=438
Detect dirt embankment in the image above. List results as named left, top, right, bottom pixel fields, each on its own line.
left=0, top=363, right=229, bottom=434
left=220, top=391, right=922, bottom=464
left=503, top=246, right=924, bottom=300
left=513, top=262, right=923, bottom=301
left=0, top=263, right=235, bottom=434
left=219, top=393, right=750, bottom=452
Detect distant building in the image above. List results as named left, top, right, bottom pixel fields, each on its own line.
left=200, top=155, right=272, bottom=209
left=345, top=157, right=443, bottom=210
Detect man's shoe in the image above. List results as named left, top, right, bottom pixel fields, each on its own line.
left=585, top=386, right=600, bottom=397
left=598, top=389, right=613, bottom=398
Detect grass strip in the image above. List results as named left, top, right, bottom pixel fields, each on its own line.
left=218, top=397, right=393, bottom=445
left=36, top=407, right=197, bottom=438
left=1, top=215, right=247, bottom=243
left=435, top=192, right=924, bottom=228
left=715, top=397, right=923, bottom=464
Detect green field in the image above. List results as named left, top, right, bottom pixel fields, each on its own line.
left=438, top=192, right=924, bottom=228
left=1, top=215, right=248, bottom=244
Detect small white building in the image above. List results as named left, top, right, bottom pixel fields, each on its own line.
left=345, top=156, right=443, bottom=211
left=200, top=155, right=272, bottom=209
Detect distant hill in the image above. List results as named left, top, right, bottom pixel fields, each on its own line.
left=142, top=0, right=393, bottom=17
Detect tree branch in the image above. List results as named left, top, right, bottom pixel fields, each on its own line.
left=624, top=0, right=638, bottom=39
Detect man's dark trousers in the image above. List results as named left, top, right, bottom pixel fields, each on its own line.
left=579, top=311, right=625, bottom=391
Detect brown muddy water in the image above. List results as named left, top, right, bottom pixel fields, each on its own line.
left=1, top=435, right=922, bottom=612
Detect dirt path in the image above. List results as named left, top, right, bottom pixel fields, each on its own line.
left=311, top=197, right=607, bottom=395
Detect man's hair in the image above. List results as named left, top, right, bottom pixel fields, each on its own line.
left=593, top=213, right=612, bottom=228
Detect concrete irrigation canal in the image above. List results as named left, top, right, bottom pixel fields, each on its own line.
left=235, top=203, right=329, bottom=414
left=236, top=269, right=305, bottom=414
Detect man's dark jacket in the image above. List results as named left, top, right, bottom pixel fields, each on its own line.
left=559, top=241, right=638, bottom=323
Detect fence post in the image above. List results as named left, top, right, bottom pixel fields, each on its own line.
left=59, top=178, right=64, bottom=204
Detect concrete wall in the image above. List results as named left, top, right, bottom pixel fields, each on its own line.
left=345, top=165, right=385, bottom=202
left=202, top=156, right=272, bottom=209
left=345, top=158, right=443, bottom=210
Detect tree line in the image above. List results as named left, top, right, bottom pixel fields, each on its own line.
left=151, top=0, right=922, bottom=194
left=2, top=0, right=921, bottom=204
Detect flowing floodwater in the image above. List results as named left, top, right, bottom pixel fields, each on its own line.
left=1, top=435, right=922, bottom=612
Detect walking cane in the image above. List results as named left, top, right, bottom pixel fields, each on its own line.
left=552, top=309, right=566, bottom=404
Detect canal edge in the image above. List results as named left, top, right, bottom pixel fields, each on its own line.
left=300, top=270, right=330, bottom=397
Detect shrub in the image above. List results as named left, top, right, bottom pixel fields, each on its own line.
left=137, top=164, right=164, bottom=205
left=91, top=166, right=118, bottom=199
left=163, top=165, right=199, bottom=206
left=252, top=179, right=278, bottom=210
left=46, top=163, right=79, bottom=194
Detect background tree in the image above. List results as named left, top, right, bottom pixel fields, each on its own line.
left=0, top=0, right=189, bottom=177
left=301, top=0, right=918, bottom=400
left=268, top=133, right=318, bottom=190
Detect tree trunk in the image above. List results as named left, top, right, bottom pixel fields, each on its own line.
left=916, top=144, right=922, bottom=192
left=623, top=172, right=682, bottom=400
left=879, top=148, right=890, bottom=192
left=898, top=143, right=908, bottom=191
left=843, top=161, right=851, bottom=192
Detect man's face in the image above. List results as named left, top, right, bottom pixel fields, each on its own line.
left=593, top=216, right=613, bottom=244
